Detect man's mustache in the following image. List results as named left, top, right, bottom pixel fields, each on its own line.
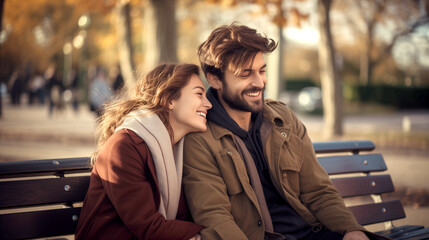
left=242, top=88, right=265, bottom=94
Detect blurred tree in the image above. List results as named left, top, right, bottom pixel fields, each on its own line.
left=0, top=0, right=4, bottom=118
left=1, top=0, right=115, bottom=78
left=318, top=0, right=342, bottom=137
left=0, top=0, right=3, bottom=29
left=143, top=0, right=178, bottom=73
left=336, top=0, right=429, bottom=85
left=115, top=0, right=135, bottom=89
left=0, top=0, right=122, bottom=111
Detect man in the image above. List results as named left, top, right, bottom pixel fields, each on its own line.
left=183, top=23, right=385, bottom=240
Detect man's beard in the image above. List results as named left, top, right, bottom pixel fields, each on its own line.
left=221, top=85, right=265, bottom=113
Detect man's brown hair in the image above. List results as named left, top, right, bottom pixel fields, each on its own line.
left=197, top=22, right=277, bottom=81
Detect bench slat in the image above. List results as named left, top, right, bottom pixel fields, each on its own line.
left=313, top=140, right=375, bottom=154
left=376, top=225, right=424, bottom=237
left=348, top=200, right=406, bottom=226
left=0, top=157, right=91, bottom=178
left=0, top=176, right=90, bottom=209
left=0, top=207, right=81, bottom=240
left=391, top=228, right=429, bottom=240
left=331, top=175, right=394, bottom=197
left=318, top=154, right=387, bottom=175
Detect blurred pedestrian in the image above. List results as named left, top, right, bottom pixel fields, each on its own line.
left=89, top=67, right=113, bottom=117
left=27, top=71, right=46, bottom=105
left=66, top=68, right=80, bottom=114
left=8, top=71, right=24, bottom=105
left=45, top=65, right=64, bottom=117
left=111, top=65, right=124, bottom=93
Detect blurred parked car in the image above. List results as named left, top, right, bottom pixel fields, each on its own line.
left=279, top=87, right=323, bottom=113
left=296, top=87, right=323, bottom=113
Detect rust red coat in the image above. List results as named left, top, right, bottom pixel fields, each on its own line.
left=75, top=129, right=204, bottom=240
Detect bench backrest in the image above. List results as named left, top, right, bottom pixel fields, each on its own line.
left=0, top=140, right=404, bottom=239
left=0, top=157, right=91, bottom=240
left=314, top=140, right=405, bottom=227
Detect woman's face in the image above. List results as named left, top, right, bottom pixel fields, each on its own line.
left=169, top=74, right=212, bottom=139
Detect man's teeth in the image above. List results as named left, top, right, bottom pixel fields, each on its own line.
left=247, top=92, right=259, bottom=96
left=197, top=112, right=206, bottom=118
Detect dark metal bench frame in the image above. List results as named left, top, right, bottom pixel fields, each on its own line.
left=0, top=140, right=428, bottom=239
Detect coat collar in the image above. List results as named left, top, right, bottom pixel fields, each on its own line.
left=208, top=99, right=291, bottom=140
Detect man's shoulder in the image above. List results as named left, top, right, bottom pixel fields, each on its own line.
left=187, top=121, right=222, bottom=139
left=185, top=121, right=230, bottom=151
left=264, top=98, right=289, bottom=109
left=264, top=98, right=295, bottom=118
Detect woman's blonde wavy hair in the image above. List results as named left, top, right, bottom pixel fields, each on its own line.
left=92, top=63, right=200, bottom=165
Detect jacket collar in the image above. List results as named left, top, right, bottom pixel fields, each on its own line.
left=208, top=99, right=290, bottom=140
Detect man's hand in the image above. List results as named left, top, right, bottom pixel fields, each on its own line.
left=188, top=234, right=202, bottom=240
left=343, top=231, right=370, bottom=240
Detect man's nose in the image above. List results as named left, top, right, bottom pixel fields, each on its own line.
left=252, top=73, right=266, bottom=88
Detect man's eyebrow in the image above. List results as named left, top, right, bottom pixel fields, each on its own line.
left=243, top=64, right=267, bottom=72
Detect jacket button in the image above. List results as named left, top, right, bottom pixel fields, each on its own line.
left=312, top=223, right=322, bottom=232
left=282, top=173, right=287, bottom=178
left=281, top=132, right=287, bottom=137
left=257, top=220, right=262, bottom=226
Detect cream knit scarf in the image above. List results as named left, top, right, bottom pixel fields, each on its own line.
left=115, top=109, right=183, bottom=220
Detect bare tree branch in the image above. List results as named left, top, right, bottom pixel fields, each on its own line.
left=373, top=16, right=429, bottom=67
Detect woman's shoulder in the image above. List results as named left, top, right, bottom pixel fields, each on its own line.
left=101, top=129, right=149, bottom=157
left=107, top=129, right=147, bottom=146
left=97, top=129, right=151, bottom=166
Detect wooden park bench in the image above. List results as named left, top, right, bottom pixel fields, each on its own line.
left=0, top=140, right=428, bottom=239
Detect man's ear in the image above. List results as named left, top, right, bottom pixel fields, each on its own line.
left=206, top=73, right=222, bottom=90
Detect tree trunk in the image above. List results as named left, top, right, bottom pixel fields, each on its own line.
left=266, top=24, right=283, bottom=100
left=361, top=19, right=375, bottom=85
left=359, top=46, right=368, bottom=85
left=116, top=0, right=135, bottom=89
left=359, top=29, right=372, bottom=85
left=143, top=0, right=177, bottom=73
left=0, top=0, right=5, bottom=118
left=318, top=0, right=343, bottom=137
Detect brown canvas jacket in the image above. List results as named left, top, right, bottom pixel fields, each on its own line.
left=183, top=99, right=366, bottom=240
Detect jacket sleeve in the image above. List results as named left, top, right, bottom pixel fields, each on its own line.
left=182, top=133, right=249, bottom=240
left=96, top=131, right=203, bottom=240
left=288, top=109, right=366, bottom=234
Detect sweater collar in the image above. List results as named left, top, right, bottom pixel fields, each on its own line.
left=206, top=87, right=266, bottom=138
left=206, top=87, right=247, bottom=138
left=206, top=87, right=288, bottom=139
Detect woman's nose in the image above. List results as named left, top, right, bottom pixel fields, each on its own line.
left=204, top=97, right=212, bottom=109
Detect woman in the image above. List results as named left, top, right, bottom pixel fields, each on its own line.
left=75, top=63, right=211, bottom=240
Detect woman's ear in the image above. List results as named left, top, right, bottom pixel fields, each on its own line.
left=168, top=100, right=174, bottom=110
left=206, top=73, right=222, bottom=90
